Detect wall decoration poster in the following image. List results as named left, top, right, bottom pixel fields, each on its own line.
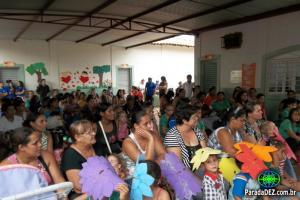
left=59, top=65, right=111, bottom=90
left=26, top=62, right=48, bottom=82
left=230, top=70, right=242, bottom=84
left=242, top=63, right=256, bottom=89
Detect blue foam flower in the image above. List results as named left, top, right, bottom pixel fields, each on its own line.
left=130, top=163, right=154, bottom=200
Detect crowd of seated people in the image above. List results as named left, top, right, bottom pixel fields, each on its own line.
left=0, top=76, right=300, bottom=200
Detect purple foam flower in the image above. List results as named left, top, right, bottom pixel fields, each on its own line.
left=79, top=156, right=124, bottom=200
left=160, top=153, right=202, bottom=200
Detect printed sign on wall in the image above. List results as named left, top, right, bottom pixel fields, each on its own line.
left=230, top=70, right=242, bottom=84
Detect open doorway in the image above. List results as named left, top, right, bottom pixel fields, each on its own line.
left=116, top=67, right=132, bottom=95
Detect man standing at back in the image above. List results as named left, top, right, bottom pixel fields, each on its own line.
left=36, top=79, right=50, bottom=103
left=145, top=77, right=156, bottom=103
left=182, top=74, right=194, bottom=99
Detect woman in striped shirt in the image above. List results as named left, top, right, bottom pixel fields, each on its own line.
left=164, top=104, right=206, bottom=169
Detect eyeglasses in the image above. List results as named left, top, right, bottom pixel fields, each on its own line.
left=82, top=128, right=95, bottom=136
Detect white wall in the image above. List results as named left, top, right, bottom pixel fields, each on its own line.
left=199, top=11, right=300, bottom=90
left=112, top=45, right=194, bottom=90
left=0, top=40, right=194, bottom=91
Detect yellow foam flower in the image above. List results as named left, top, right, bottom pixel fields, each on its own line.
left=190, top=147, right=222, bottom=171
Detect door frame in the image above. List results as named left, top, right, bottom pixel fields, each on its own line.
left=116, top=66, right=133, bottom=94
left=200, top=55, right=220, bottom=92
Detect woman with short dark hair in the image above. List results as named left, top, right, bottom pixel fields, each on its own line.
left=164, top=104, right=206, bottom=169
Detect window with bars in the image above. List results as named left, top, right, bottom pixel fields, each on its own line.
left=0, top=67, right=20, bottom=83
left=266, top=58, right=300, bottom=95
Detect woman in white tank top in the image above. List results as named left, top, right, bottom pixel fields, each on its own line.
left=121, top=110, right=166, bottom=178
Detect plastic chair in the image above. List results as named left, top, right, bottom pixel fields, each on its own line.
left=0, top=164, right=73, bottom=200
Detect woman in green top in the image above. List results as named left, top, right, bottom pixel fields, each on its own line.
left=211, top=92, right=230, bottom=116
left=279, top=108, right=300, bottom=152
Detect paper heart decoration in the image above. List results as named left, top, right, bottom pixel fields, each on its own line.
left=61, top=76, right=71, bottom=84
left=60, top=71, right=72, bottom=84
left=80, top=76, right=89, bottom=83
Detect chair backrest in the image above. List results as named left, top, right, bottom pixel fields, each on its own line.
left=0, top=164, right=56, bottom=200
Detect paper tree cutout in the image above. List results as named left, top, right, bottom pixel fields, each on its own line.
left=26, top=62, right=48, bottom=82
left=93, top=65, right=110, bottom=87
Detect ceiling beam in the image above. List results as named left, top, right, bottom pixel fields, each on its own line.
left=0, top=12, right=188, bottom=32
left=193, top=3, right=300, bottom=33
left=125, top=35, right=177, bottom=49
left=102, top=0, right=252, bottom=46
left=0, top=12, right=125, bottom=21
left=14, top=0, right=56, bottom=41
left=75, top=0, right=181, bottom=43
left=125, top=2, right=300, bottom=49
left=0, top=16, right=185, bottom=35
left=46, top=0, right=118, bottom=41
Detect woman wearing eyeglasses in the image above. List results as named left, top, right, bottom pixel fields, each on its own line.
left=61, top=120, right=128, bottom=200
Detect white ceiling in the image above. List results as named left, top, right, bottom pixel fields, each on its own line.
left=0, top=0, right=299, bottom=48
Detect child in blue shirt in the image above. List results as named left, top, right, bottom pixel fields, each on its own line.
left=0, top=82, right=8, bottom=99
left=15, top=81, right=26, bottom=98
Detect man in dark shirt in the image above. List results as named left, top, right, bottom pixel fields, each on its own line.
left=36, top=79, right=50, bottom=103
